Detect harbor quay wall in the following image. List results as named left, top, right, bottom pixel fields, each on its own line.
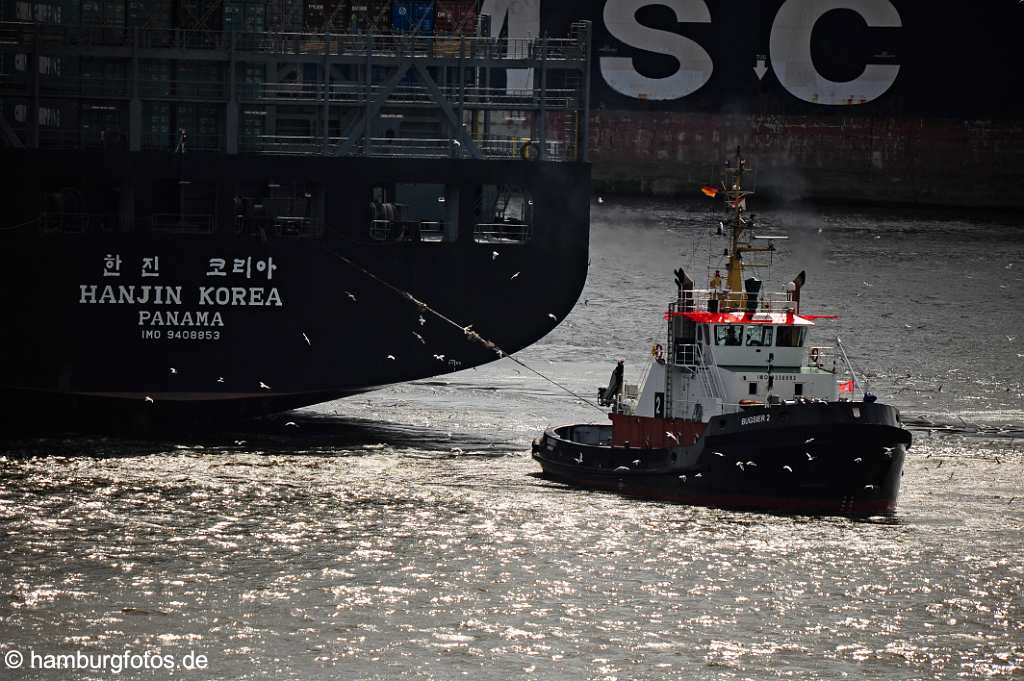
left=589, top=112, right=1024, bottom=209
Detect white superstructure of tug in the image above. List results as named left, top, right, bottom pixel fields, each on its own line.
left=621, top=149, right=854, bottom=423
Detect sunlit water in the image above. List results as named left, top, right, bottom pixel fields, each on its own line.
left=2, top=200, right=1022, bottom=680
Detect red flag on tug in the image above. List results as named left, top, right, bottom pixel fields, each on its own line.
left=838, top=379, right=855, bottom=393
left=700, top=185, right=719, bottom=198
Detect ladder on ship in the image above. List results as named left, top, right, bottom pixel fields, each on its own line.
left=665, top=315, right=675, bottom=419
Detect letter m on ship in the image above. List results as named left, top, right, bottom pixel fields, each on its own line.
left=481, top=0, right=540, bottom=93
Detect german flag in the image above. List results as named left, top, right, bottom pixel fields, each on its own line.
left=700, top=185, right=719, bottom=198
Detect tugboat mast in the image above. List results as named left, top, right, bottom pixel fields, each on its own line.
left=720, top=147, right=774, bottom=299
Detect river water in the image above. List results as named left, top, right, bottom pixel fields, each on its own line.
left=2, top=199, right=1022, bottom=680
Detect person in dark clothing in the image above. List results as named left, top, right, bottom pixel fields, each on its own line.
left=600, top=359, right=624, bottom=406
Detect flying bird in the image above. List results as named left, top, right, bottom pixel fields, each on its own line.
left=345, top=291, right=357, bottom=301
left=144, top=395, right=154, bottom=403
left=510, top=272, right=520, bottom=280
left=597, top=196, right=605, bottom=204
left=853, top=457, right=863, bottom=463
left=216, top=376, right=224, bottom=383
left=782, top=465, right=793, bottom=472
left=433, top=354, right=445, bottom=361
left=678, top=475, right=687, bottom=483
left=573, top=453, right=583, bottom=464
left=745, top=461, right=757, bottom=467
left=418, top=315, right=426, bottom=326
left=234, top=440, right=246, bottom=445
left=713, top=451, right=725, bottom=457
left=736, top=461, right=746, bottom=471
left=169, top=367, right=177, bottom=374
left=805, top=452, right=816, bottom=461
left=632, top=459, right=641, bottom=466
left=864, top=484, right=876, bottom=491
left=804, top=437, right=815, bottom=444
left=285, top=421, right=298, bottom=428
left=491, top=251, right=499, bottom=260
left=614, top=466, right=630, bottom=472
left=547, top=313, right=557, bottom=320
left=259, top=381, right=271, bottom=390
left=386, top=354, right=396, bottom=360
left=665, top=432, right=679, bottom=443
left=302, top=332, right=311, bottom=346
left=413, top=332, right=425, bottom=344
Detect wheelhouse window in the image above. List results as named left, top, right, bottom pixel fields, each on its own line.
left=714, top=325, right=743, bottom=346
left=776, top=326, right=808, bottom=347
left=744, top=326, right=774, bottom=347
left=474, top=185, right=532, bottom=243
left=369, top=183, right=457, bottom=243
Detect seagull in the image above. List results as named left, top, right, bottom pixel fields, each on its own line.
left=547, top=313, right=557, bottom=320
left=302, top=332, right=311, bottom=346
left=864, top=484, right=876, bottom=491
left=782, top=465, right=793, bottom=472
left=862, top=281, right=873, bottom=287
left=853, top=457, right=863, bottom=463
left=345, top=291, right=357, bottom=301
left=1007, top=335, right=1016, bottom=342
left=678, top=475, right=687, bottom=483
left=904, top=324, right=913, bottom=329
left=511, top=272, right=520, bottom=280
left=234, top=440, right=246, bottom=445
left=745, top=461, right=757, bottom=467
left=665, top=432, right=679, bottom=443
left=573, top=453, right=583, bottom=464
left=491, top=251, right=499, bottom=260
left=736, top=461, right=745, bottom=471
left=451, top=447, right=464, bottom=454
left=805, top=452, right=816, bottom=461
left=418, top=315, right=426, bottom=326
left=217, top=376, right=225, bottom=383
left=713, top=451, right=725, bottom=457
left=386, top=354, right=396, bottom=360
left=453, top=139, right=461, bottom=147
left=285, top=421, right=298, bottom=428
left=259, top=381, right=271, bottom=390
left=632, top=459, right=641, bottom=466
left=804, top=437, right=815, bottom=444
left=144, top=395, right=154, bottom=403
left=412, top=332, right=425, bottom=344
left=597, top=196, right=605, bottom=204
left=695, top=473, right=702, bottom=479
left=169, top=367, right=177, bottom=374
left=614, top=466, right=629, bottom=472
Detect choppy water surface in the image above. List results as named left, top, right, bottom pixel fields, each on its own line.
left=2, top=200, right=1023, bottom=680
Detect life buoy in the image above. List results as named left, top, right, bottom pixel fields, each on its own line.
left=521, top=141, right=539, bottom=161
left=809, top=347, right=821, bottom=364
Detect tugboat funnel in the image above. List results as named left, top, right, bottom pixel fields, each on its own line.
left=744, top=277, right=762, bottom=314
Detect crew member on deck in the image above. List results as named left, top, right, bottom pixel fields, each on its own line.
left=600, top=359, right=625, bottom=407
left=710, top=270, right=722, bottom=290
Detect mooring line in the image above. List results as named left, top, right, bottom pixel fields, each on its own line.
left=324, top=248, right=607, bottom=414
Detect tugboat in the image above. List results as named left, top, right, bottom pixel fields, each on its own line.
left=532, top=149, right=912, bottom=516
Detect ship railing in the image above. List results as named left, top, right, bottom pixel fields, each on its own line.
left=369, top=219, right=447, bottom=243
left=40, top=212, right=119, bottom=234
left=473, top=222, right=531, bottom=244
left=240, top=82, right=579, bottom=110
left=235, top=216, right=321, bottom=238
left=667, top=289, right=798, bottom=316
left=137, top=79, right=227, bottom=100
left=672, top=343, right=726, bottom=402
left=0, top=22, right=586, bottom=63
left=151, top=214, right=214, bottom=234
left=142, top=133, right=224, bottom=152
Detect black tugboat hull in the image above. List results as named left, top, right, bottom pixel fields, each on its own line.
left=532, top=401, right=911, bottom=516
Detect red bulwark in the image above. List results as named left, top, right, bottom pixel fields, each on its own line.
left=610, top=414, right=705, bottom=448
